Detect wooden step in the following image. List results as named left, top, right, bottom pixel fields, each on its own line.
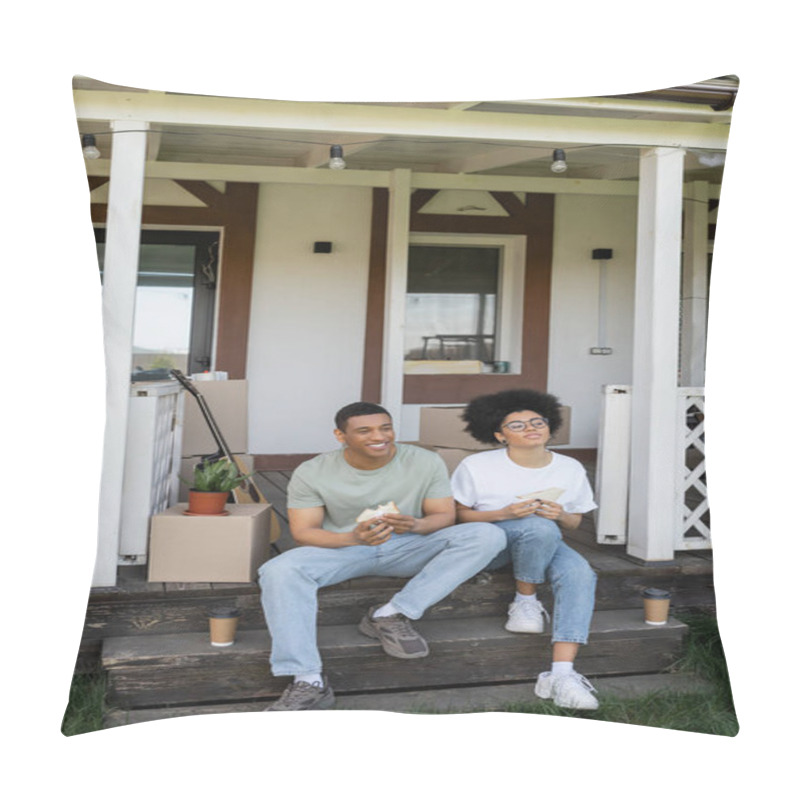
left=101, top=609, right=687, bottom=709
left=80, top=566, right=715, bottom=655
left=103, top=672, right=714, bottom=726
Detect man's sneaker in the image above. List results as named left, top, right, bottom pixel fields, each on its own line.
left=505, top=597, right=550, bottom=633
left=535, top=670, right=599, bottom=710
left=358, top=606, right=429, bottom=658
left=264, top=677, right=335, bottom=712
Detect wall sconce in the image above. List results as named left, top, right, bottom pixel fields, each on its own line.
left=82, top=134, right=101, bottom=160
left=590, top=248, right=613, bottom=355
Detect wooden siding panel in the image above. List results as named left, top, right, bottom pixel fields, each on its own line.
left=216, top=183, right=258, bottom=379
left=362, top=188, right=389, bottom=402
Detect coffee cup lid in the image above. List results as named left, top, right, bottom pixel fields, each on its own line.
left=209, top=606, right=241, bottom=618
left=642, top=588, right=671, bottom=599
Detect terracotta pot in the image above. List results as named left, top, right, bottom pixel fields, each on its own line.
left=187, top=490, right=229, bottom=515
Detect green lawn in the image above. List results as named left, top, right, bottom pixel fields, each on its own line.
left=492, top=611, right=738, bottom=736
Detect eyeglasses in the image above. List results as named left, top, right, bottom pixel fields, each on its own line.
left=502, top=417, right=549, bottom=432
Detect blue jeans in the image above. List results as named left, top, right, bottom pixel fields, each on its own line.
left=484, top=516, right=597, bottom=645
left=258, top=522, right=506, bottom=676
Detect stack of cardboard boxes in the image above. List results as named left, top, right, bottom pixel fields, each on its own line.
left=147, top=379, right=275, bottom=583
left=412, top=405, right=571, bottom=474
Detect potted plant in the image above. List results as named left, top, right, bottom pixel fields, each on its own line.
left=182, top=459, right=252, bottom=515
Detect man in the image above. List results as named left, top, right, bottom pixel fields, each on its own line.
left=258, top=401, right=505, bottom=711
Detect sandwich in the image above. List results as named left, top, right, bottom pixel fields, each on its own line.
left=516, top=487, right=564, bottom=504
left=356, top=501, right=400, bottom=523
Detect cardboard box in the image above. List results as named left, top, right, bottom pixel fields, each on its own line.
left=433, top=446, right=484, bottom=475
left=147, top=503, right=272, bottom=583
left=181, top=379, right=248, bottom=456
left=551, top=406, right=570, bottom=446
left=418, top=405, right=571, bottom=449
left=418, top=406, right=494, bottom=450
left=401, top=442, right=495, bottom=475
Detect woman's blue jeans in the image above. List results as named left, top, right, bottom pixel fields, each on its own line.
left=485, top=515, right=597, bottom=645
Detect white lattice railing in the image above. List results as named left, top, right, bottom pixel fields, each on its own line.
left=118, top=382, right=184, bottom=563
left=676, top=388, right=710, bottom=550
left=594, top=385, right=710, bottom=553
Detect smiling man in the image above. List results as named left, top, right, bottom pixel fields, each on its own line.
left=257, top=401, right=505, bottom=712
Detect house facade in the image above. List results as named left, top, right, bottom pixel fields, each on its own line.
left=73, top=78, right=734, bottom=586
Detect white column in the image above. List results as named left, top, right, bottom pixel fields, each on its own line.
left=627, top=147, right=684, bottom=562
left=93, top=120, right=149, bottom=586
left=680, top=181, right=709, bottom=386
left=381, top=169, right=411, bottom=434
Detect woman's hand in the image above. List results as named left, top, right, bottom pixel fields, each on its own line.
left=502, top=500, right=542, bottom=519
left=534, top=500, right=565, bottom=522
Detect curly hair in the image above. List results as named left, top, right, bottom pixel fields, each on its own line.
left=461, top=389, right=563, bottom=444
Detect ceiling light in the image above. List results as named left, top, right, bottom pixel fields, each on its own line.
left=82, top=134, right=101, bottom=160
left=550, top=148, right=567, bottom=173
left=329, top=145, right=346, bottom=170
left=697, top=152, right=726, bottom=167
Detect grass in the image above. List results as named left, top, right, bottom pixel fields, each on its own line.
left=61, top=667, right=108, bottom=737
left=61, top=610, right=738, bottom=736
left=493, top=610, right=739, bottom=737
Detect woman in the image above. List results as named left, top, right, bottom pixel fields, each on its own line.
left=451, top=389, right=599, bottom=710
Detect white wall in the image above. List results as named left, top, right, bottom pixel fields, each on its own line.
left=246, top=186, right=638, bottom=454
left=247, top=183, right=373, bottom=454
left=547, top=194, right=637, bottom=447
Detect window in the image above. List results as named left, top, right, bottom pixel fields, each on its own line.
left=405, top=245, right=499, bottom=363
left=403, top=234, right=525, bottom=372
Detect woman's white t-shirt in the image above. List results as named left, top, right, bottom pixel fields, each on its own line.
left=451, top=449, right=597, bottom=514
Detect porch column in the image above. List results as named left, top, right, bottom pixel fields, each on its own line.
left=627, top=147, right=684, bottom=562
left=381, top=169, right=411, bottom=432
left=680, top=181, right=709, bottom=386
left=93, top=120, right=149, bottom=586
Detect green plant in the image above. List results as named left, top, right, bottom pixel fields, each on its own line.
left=183, top=459, right=252, bottom=493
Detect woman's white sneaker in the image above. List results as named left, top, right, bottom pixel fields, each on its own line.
left=535, top=670, right=599, bottom=710
left=505, top=598, right=550, bottom=633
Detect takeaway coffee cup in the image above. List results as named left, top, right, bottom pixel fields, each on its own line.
left=208, top=606, right=241, bottom=647
left=642, top=588, right=671, bottom=625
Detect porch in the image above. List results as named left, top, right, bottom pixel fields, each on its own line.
left=81, top=456, right=717, bottom=726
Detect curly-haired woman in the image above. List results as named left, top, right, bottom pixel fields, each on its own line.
left=451, top=389, right=599, bottom=710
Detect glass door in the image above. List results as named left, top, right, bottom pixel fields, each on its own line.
left=95, top=230, right=219, bottom=377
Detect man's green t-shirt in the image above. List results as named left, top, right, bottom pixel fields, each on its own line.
left=287, top=443, right=453, bottom=533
